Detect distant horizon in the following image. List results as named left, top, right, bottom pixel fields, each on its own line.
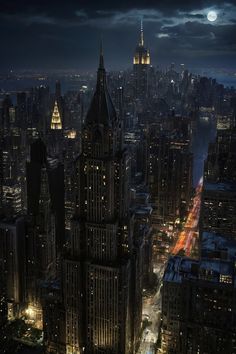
left=0, top=65, right=235, bottom=90
left=1, top=61, right=235, bottom=76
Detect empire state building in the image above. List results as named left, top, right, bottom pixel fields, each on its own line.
left=64, top=46, right=138, bottom=354
left=133, top=21, right=151, bottom=98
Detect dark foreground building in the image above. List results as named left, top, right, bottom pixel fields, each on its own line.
left=26, top=139, right=65, bottom=327
left=161, top=254, right=236, bottom=354
left=45, top=49, right=142, bottom=354
left=62, top=49, right=142, bottom=354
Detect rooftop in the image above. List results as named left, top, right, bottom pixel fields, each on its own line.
left=201, top=231, right=236, bottom=261
left=204, top=181, right=236, bottom=193
left=163, top=255, right=235, bottom=286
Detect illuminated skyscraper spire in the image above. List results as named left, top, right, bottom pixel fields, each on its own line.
left=140, top=18, right=144, bottom=46
left=133, top=19, right=150, bottom=65
left=133, top=19, right=150, bottom=98
left=51, top=100, right=62, bottom=130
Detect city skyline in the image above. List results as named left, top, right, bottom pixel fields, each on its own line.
left=0, top=2, right=236, bottom=353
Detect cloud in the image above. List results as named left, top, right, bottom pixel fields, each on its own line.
left=75, top=10, right=88, bottom=18
left=185, top=13, right=205, bottom=19
left=0, top=13, right=56, bottom=26
left=73, top=3, right=236, bottom=30
left=156, top=33, right=170, bottom=38
left=1, top=2, right=236, bottom=29
left=75, top=8, right=163, bottom=28
left=155, top=20, right=236, bottom=59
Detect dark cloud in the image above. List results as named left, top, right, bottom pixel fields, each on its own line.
left=1, top=0, right=235, bottom=16
left=182, top=13, right=205, bottom=19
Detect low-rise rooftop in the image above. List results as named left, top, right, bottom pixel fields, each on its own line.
left=204, top=181, right=236, bottom=193
left=163, top=255, right=235, bottom=286
left=201, top=231, right=236, bottom=261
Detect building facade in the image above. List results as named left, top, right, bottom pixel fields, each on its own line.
left=63, top=49, right=140, bottom=354
left=161, top=255, right=236, bottom=354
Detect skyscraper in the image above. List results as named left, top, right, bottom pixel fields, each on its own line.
left=133, top=21, right=150, bottom=99
left=0, top=246, right=7, bottom=331
left=0, top=147, right=3, bottom=213
left=161, top=255, right=236, bottom=354
left=64, top=47, right=138, bottom=354
left=201, top=126, right=236, bottom=240
left=148, top=124, right=192, bottom=225
left=51, top=100, right=62, bottom=130
left=200, top=181, right=236, bottom=240
left=48, top=99, right=64, bottom=158
left=26, top=139, right=65, bottom=328
left=0, top=216, right=26, bottom=318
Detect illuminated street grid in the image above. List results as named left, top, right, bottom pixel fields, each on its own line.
left=138, top=178, right=203, bottom=353
left=172, top=178, right=203, bottom=257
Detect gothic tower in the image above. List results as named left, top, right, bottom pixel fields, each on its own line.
left=64, top=46, right=136, bottom=354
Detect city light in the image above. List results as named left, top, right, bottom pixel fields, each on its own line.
left=25, top=306, right=35, bottom=319
left=0, top=2, right=235, bottom=353
left=172, top=178, right=203, bottom=257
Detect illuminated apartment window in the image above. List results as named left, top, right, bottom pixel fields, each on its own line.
left=219, top=274, right=232, bottom=284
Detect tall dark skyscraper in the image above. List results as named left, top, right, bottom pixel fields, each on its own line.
left=133, top=21, right=151, bottom=99
left=64, top=47, right=138, bottom=354
left=0, top=144, right=3, bottom=213
left=148, top=120, right=193, bottom=225
left=0, top=245, right=8, bottom=331
left=26, top=139, right=65, bottom=328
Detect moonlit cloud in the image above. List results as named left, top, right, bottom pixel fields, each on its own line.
left=156, top=33, right=170, bottom=38
left=75, top=8, right=163, bottom=28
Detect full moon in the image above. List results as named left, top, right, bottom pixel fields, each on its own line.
left=207, top=11, right=218, bottom=22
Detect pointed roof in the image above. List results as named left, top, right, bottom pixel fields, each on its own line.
left=99, top=40, right=104, bottom=69
left=133, top=19, right=150, bottom=65
left=140, top=19, right=144, bottom=46
left=51, top=100, right=62, bottom=130
left=86, top=43, right=117, bottom=127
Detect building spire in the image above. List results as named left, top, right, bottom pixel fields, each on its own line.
left=97, top=39, right=106, bottom=90
left=51, top=100, right=62, bottom=130
left=86, top=42, right=117, bottom=126
left=99, top=39, right=104, bottom=69
left=140, top=18, right=144, bottom=46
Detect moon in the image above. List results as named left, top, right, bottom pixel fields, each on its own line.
left=207, top=11, right=217, bottom=22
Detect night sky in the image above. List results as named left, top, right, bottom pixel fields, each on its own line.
left=0, top=0, right=236, bottom=71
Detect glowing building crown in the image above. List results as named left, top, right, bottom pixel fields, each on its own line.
left=133, top=20, right=150, bottom=65
left=51, top=100, right=62, bottom=130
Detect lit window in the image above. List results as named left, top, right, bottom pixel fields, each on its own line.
left=220, top=274, right=232, bottom=284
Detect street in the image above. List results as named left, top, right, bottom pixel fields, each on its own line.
left=138, top=264, right=165, bottom=354
left=171, top=177, right=203, bottom=257
left=138, top=178, right=203, bottom=353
